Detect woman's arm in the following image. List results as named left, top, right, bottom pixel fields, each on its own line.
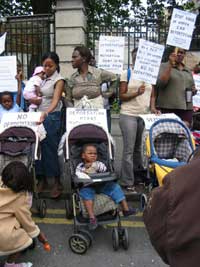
left=150, top=86, right=161, bottom=114
left=159, top=53, right=176, bottom=83
left=119, top=81, right=145, bottom=102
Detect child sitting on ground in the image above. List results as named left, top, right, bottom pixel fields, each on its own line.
left=76, top=144, right=136, bottom=230
left=0, top=91, right=21, bottom=121
left=23, top=66, right=45, bottom=112
left=0, top=161, right=48, bottom=267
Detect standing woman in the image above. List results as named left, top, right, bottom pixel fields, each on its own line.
left=119, top=48, right=153, bottom=191
left=34, top=52, right=65, bottom=198
left=66, top=46, right=117, bottom=109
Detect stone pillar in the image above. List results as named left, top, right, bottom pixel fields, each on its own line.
left=55, top=0, right=87, bottom=77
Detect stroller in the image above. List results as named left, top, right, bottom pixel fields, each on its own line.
left=146, top=118, right=195, bottom=186
left=0, top=126, right=47, bottom=218
left=62, top=123, right=129, bottom=254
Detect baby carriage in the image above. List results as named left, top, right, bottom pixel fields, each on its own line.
left=0, top=126, right=47, bottom=218
left=61, top=122, right=129, bottom=254
left=146, top=118, right=195, bottom=187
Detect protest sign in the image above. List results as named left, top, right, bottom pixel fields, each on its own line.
left=133, top=39, right=164, bottom=85
left=98, top=35, right=125, bottom=74
left=0, top=56, right=17, bottom=92
left=139, top=113, right=180, bottom=130
left=67, top=108, right=108, bottom=132
left=0, top=112, right=42, bottom=133
left=193, top=74, right=200, bottom=90
left=166, top=8, right=197, bottom=50
left=193, top=90, right=200, bottom=108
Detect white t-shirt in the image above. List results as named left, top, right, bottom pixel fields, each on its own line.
left=120, top=69, right=152, bottom=116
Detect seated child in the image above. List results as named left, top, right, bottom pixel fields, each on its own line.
left=0, top=161, right=48, bottom=267
left=23, top=66, right=45, bottom=112
left=76, top=144, right=136, bottom=230
left=0, top=91, right=21, bottom=121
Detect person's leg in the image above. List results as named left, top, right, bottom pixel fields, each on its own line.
left=119, top=114, right=138, bottom=187
left=133, top=117, right=145, bottom=171
left=106, top=109, right=111, bottom=133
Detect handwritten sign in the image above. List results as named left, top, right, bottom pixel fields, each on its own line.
left=98, top=35, right=125, bottom=74
left=139, top=113, right=180, bottom=130
left=193, top=74, right=200, bottom=90
left=0, top=56, right=17, bottom=92
left=0, top=112, right=42, bottom=133
left=166, top=8, right=197, bottom=50
left=133, top=39, right=164, bottom=85
left=67, top=108, right=108, bottom=132
left=193, top=91, right=200, bottom=108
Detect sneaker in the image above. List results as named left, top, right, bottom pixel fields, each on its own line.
left=4, top=262, right=33, bottom=267
left=122, top=186, right=138, bottom=193
left=88, top=217, right=98, bottom=231
left=123, top=207, right=137, bottom=217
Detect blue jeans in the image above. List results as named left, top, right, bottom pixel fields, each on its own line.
left=119, top=114, right=144, bottom=187
left=79, top=182, right=125, bottom=204
left=36, top=111, right=61, bottom=178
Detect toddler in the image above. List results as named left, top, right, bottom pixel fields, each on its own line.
left=23, top=66, right=45, bottom=111
left=0, top=91, right=21, bottom=121
left=76, top=144, right=136, bottom=230
left=0, top=161, right=48, bottom=267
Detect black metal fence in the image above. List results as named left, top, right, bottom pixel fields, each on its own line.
left=0, top=14, right=55, bottom=79
left=87, top=18, right=200, bottom=67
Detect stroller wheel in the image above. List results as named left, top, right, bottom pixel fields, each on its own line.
left=140, top=193, right=147, bottom=211
left=78, top=230, right=93, bottom=247
left=65, top=199, right=73, bottom=219
left=112, top=228, right=119, bottom=251
left=37, top=199, right=47, bottom=218
left=121, top=228, right=129, bottom=250
left=69, top=234, right=88, bottom=254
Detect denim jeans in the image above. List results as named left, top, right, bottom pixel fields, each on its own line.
left=79, top=182, right=125, bottom=204
left=119, top=114, right=144, bottom=187
left=36, top=111, right=61, bottom=178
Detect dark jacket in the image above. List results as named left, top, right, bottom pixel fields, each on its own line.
left=143, top=157, right=200, bottom=267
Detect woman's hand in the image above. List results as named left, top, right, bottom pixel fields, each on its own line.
left=29, top=98, right=42, bottom=106
left=169, top=52, right=177, bottom=67
left=37, top=112, right=48, bottom=124
left=137, top=84, right=145, bottom=95
left=192, top=85, right=197, bottom=96
left=151, top=107, right=161, bottom=115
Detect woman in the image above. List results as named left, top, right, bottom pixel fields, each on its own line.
left=66, top=46, right=117, bottom=109
left=152, top=46, right=196, bottom=127
left=119, top=48, right=153, bottom=191
left=32, top=52, right=65, bottom=198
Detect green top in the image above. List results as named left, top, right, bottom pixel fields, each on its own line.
left=156, top=62, right=194, bottom=110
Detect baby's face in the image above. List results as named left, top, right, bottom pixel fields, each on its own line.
left=82, top=146, right=97, bottom=163
left=1, top=95, right=13, bottom=110
left=37, top=71, right=45, bottom=80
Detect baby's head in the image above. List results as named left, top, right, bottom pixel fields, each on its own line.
left=2, top=161, right=34, bottom=193
left=0, top=91, right=14, bottom=110
left=81, top=144, right=97, bottom=164
left=32, top=66, right=45, bottom=79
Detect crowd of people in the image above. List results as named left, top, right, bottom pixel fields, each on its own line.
left=0, top=44, right=200, bottom=266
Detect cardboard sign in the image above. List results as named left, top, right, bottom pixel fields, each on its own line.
left=67, top=108, right=108, bottom=133
left=133, top=39, right=164, bottom=85
left=193, top=74, right=200, bottom=90
left=139, top=113, right=180, bottom=130
left=98, top=35, right=125, bottom=74
left=0, top=56, right=17, bottom=92
left=0, top=112, right=42, bottom=133
left=166, top=8, right=197, bottom=50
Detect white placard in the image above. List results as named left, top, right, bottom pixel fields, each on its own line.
left=0, top=56, right=17, bottom=92
left=166, top=8, right=197, bottom=50
left=0, top=33, right=7, bottom=55
left=193, top=93, right=200, bottom=108
left=0, top=112, right=42, bottom=133
left=133, top=39, right=164, bottom=85
left=98, top=35, right=125, bottom=74
left=193, top=74, right=200, bottom=90
left=67, top=108, right=108, bottom=133
left=139, top=113, right=180, bottom=130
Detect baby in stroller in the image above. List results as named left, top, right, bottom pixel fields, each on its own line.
left=76, top=143, right=136, bottom=230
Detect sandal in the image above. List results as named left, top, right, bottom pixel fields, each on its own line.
left=51, top=183, right=63, bottom=199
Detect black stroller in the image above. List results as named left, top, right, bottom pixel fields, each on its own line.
left=0, top=126, right=47, bottom=218
left=62, top=123, right=129, bottom=254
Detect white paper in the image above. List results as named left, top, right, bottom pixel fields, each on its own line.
left=98, top=35, right=125, bottom=74
left=166, top=8, right=197, bottom=50
left=0, top=33, right=6, bottom=55
left=66, top=108, right=108, bottom=132
left=139, top=113, right=180, bottom=130
left=133, top=39, right=164, bottom=85
left=0, top=56, right=17, bottom=92
left=193, top=94, right=200, bottom=108
left=193, top=74, right=200, bottom=90
left=0, top=112, right=42, bottom=133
